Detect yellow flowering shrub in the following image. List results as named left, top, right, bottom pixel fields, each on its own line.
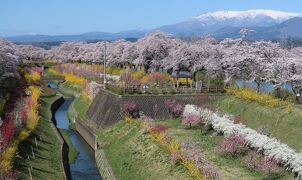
left=226, top=86, right=286, bottom=107
left=181, top=159, right=204, bottom=180
left=48, top=68, right=60, bottom=76
left=64, top=73, right=85, bottom=86
left=25, top=71, right=41, bottom=83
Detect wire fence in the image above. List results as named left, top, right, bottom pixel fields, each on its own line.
left=106, top=84, right=224, bottom=95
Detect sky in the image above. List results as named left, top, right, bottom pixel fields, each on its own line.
left=0, top=0, right=302, bottom=36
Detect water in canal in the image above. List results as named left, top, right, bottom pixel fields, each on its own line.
left=50, top=81, right=101, bottom=180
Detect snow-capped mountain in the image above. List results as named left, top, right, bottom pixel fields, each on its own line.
left=157, top=9, right=302, bottom=36
left=195, top=9, right=301, bottom=25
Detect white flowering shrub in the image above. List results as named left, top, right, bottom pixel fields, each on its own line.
left=183, top=104, right=302, bottom=179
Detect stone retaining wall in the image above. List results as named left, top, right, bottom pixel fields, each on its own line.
left=87, top=89, right=224, bottom=128
left=75, top=120, right=97, bottom=150
left=95, top=149, right=118, bottom=180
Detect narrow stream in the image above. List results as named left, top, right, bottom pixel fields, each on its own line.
left=49, top=82, right=102, bottom=180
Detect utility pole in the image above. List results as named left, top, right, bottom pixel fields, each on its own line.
left=103, top=41, right=107, bottom=89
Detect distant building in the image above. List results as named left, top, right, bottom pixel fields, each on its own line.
left=172, top=71, right=193, bottom=88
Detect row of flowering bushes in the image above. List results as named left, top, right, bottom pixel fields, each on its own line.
left=0, top=85, right=41, bottom=176
left=226, top=86, right=289, bottom=108
left=124, top=116, right=219, bottom=179
left=120, top=71, right=172, bottom=89
left=183, top=105, right=302, bottom=179
left=53, top=63, right=103, bottom=81
left=47, top=67, right=100, bottom=100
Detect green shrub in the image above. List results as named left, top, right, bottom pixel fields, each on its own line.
left=272, top=88, right=293, bottom=101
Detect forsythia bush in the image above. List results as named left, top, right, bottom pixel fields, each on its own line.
left=226, top=86, right=287, bottom=108
left=48, top=68, right=60, bottom=76
left=64, top=73, right=85, bottom=86
left=25, top=71, right=41, bottom=83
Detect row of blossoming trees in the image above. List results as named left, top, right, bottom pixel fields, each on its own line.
left=4, top=32, right=302, bottom=98
left=0, top=66, right=42, bottom=178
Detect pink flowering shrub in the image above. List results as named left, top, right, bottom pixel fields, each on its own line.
left=217, top=135, right=248, bottom=155
left=243, top=151, right=279, bottom=173
left=165, top=99, right=176, bottom=109
left=170, top=151, right=182, bottom=164
left=172, top=104, right=184, bottom=118
left=164, top=99, right=183, bottom=118
left=202, top=164, right=220, bottom=179
left=182, top=115, right=201, bottom=128
left=122, top=101, right=139, bottom=118
left=139, top=112, right=153, bottom=121
left=181, top=141, right=219, bottom=179
left=148, top=72, right=171, bottom=86
left=31, top=67, right=43, bottom=74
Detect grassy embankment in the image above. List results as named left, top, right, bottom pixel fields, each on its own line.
left=150, top=119, right=293, bottom=179
left=97, top=118, right=293, bottom=180
left=213, top=95, right=302, bottom=151
left=14, top=95, right=64, bottom=180
left=97, top=121, right=192, bottom=180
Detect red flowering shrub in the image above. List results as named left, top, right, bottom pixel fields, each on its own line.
left=149, top=124, right=168, bottom=134
left=122, top=101, right=139, bottom=118
left=217, top=135, right=247, bottom=155
left=21, top=107, right=28, bottom=126
left=233, top=116, right=242, bottom=124
left=182, top=115, right=201, bottom=128
left=1, top=116, right=16, bottom=150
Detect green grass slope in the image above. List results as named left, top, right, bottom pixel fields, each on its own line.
left=97, top=121, right=192, bottom=180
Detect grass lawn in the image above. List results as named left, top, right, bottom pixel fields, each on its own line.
left=97, top=121, right=193, bottom=180
left=58, top=82, right=82, bottom=97
left=149, top=118, right=294, bottom=180
left=13, top=95, right=64, bottom=180
left=212, top=95, right=302, bottom=151
left=58, top=129, right=79, bottom=164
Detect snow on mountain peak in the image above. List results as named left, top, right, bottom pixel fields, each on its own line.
left=195, top=9, right=302, bottom=22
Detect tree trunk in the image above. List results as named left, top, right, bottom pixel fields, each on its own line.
left=256, top=82, right=261, bottom=93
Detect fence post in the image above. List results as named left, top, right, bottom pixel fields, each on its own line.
left=28, top=166, right=32, bottom=180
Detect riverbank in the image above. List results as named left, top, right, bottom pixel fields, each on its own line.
left=213, top=95, right=302, bottom=151
left=13, top=95, right=65, bottom=180
left=59, top=129, right=80, bottom=164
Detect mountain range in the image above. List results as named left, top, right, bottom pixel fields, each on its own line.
left=6, top=9, right=302, bottom=43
